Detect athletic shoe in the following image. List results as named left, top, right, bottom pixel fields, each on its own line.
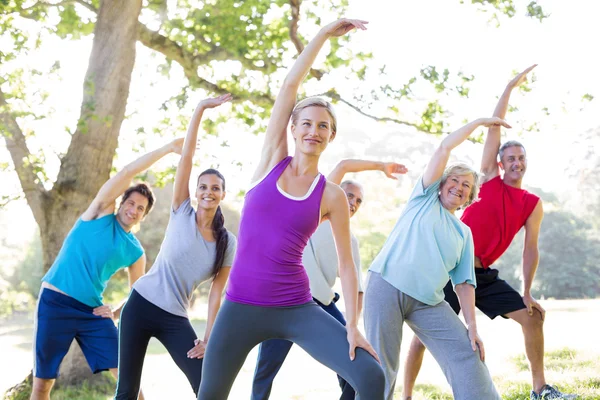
left=530, top=384, right=578, bottom=399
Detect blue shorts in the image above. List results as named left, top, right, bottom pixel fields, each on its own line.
left=34, top=288, right=119, bottom=379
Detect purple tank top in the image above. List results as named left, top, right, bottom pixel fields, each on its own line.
left=226, top=156, right=327, bottom=306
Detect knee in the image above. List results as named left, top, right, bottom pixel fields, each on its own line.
left=522, top=310, right=544, bottom=331
left=353, top=357, right=386, bottom=395
left=31, top=378, right=54, bottom=396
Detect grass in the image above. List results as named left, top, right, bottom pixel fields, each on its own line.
left=404, top=348, right=600, bottom=400
left=511, top=348, right=594, bottom=372
left=4, top=372, right=114, bottom=400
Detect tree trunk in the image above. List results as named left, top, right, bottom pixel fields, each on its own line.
left=44, top=0, right=143, bottom=387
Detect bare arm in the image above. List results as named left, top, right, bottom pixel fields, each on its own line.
left=455, top=283, right=485, bottom=361
left=325, top=182, right=379, bottom=362
left=327, top=159, right=407, bottom=185
left=252, top=19, right=368, bottom=183
left=97, top=253, right=146, bottom=320
left=481, top=64, right=537, bottom=183
left=422, top=118, right=511, bottom=189
left=82, top=140, right=183, bottom=221
left=173, top=94, right=232, bottom=211
left=522, top=200, right=545, bottom=319
left=186, top=266, right=231, bottom=359
left=203, top=267, right=231, bottom=342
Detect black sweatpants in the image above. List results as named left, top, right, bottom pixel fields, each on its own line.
left=115, top=289, right=203, bottom=399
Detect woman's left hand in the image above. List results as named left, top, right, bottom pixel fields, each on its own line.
left=187, top=339, right=206, bottom=359
left=347, top=326, right=380, bottom=362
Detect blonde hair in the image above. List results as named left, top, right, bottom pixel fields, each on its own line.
left=440, top=162, right=480, bottom=208
left=290, top=97, right=337, bottom=134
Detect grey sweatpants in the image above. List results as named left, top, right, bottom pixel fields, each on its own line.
left=197, top=299, right=385, bottom=399
left=364, top=272, right=500, bottom=400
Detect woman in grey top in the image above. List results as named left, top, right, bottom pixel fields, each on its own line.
left=115, top=94, right=237, bottom=399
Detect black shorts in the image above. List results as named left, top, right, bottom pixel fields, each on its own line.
left=443, top=268, right=526, bottom=320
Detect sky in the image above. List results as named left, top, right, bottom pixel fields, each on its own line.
left=1, top=0, right=599, bottom=251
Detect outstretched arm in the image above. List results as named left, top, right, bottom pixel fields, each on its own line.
left=251, top=18, right=368, bottom=183
left=173, top=94, right=232, bottom=211
left=481, top=64, right=537, bottom=183
left=327, top=159, right=408, bottom=185
left=422, top=117, right=511, bottom=189
left=325, top=182, right=379, bottom=362
left=522, top=200, right=545, bottom=320
left=82, top=139, right=183, bottom=221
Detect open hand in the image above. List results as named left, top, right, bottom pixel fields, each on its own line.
left=382, top=162, right=408, bottom=179
left=169, top=138, right=185, bottom=155
left=468, top=326, right=486, bottom=362
left=187, top=339, right=206, bottom=359
left=321, top=18, right=368, bottom=38
left=508, top=64, right=537, bottom=89
left=478, top=117, right=511, bottom=129
left=92, top=305, right=114, bottom=320
left=347, top=326, right=380, bottom=362
left=199, top=93, right=233, bottom=109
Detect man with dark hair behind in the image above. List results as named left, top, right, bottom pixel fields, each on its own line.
left=31, top=139, right=182, bottom=400
left=402, top=66, right=577, bottom=400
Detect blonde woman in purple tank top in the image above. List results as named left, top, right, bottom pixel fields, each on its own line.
left=198, top=19, right=385, bottom=400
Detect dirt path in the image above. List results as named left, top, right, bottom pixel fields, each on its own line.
left=2, top=299, right=599, bottom=399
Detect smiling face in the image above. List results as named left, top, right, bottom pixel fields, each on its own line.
left=341, top=181, right=364, bottom=218
left=439, top=173, right=475, bottom=212
left=196, top=173, right=225, bottom=211
left=116, top=191, right=149, bottom=229
left=499, top=145, right=527, bottom=184
left=291, top=106, right=336, bottom=156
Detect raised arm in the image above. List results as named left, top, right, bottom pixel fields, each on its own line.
left=173, top=94, right=232, bottom=211
left=324, top=182, right=379, bottom=362
left=422, top=117, right=511, bottom=189
left=82, top=139, right=183, bottom=221
left=252, top=18, right=368, bottom=183
left=481, top=64, right=537, bottom=183
left=327, top=159, right=407, bottom=185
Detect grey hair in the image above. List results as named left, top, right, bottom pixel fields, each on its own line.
left=440, top=162, right=480, bottom=208
left=291, top=97, right=337, bottom=134
left=340, top=179, right=364, bottom=193
left=499, top=140, right=526, bottom=160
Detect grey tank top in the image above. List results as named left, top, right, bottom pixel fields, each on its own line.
left=134, top=198, right=236, bottom=317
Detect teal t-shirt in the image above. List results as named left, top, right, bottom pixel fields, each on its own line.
left=369, top=176, right=476, bottom=306
left=42, top=214, right=144, bottom=307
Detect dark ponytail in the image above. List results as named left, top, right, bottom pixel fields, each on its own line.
left=198, top=169, right=229, bottom=278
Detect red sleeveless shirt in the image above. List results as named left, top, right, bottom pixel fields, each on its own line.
left=460, top=176, right=540, bottom=268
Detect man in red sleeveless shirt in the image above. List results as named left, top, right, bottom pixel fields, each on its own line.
left=402, top=66, right=577, bottom=400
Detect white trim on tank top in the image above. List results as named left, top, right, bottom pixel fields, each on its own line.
left=276, top=173, right=322, bottom=201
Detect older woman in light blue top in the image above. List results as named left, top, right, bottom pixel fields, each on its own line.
left=364, top=117, right=510, bottom=400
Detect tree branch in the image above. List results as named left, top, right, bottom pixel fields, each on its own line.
left=317, top=89, right=434, bottom=133
left=0, top=88, right=47, bottom=226
left=137, top=24, right=274, bottom=106
left=289, top=0, right=324, bottom=80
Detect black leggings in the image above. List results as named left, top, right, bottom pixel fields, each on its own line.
left=115, top=290, right=202, bottom=399
left=198, top=299, right=385, bottom=400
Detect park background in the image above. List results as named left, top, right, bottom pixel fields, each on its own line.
left=1, top=0, right=599, bottom=398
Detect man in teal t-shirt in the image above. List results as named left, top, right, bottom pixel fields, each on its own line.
left=31, top=139, right=182, bottom=400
